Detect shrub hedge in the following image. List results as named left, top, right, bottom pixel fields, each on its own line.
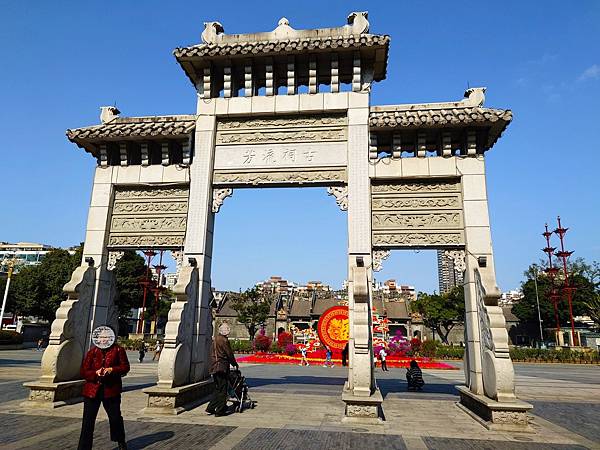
left=431, top=344, right=599, bottom=364
left=0, top=330, right=23, bottom=345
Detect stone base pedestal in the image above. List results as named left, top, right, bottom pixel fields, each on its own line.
left=456, top=386, right=533, bottom=432
left=22, top=380, right=84, bottom=408
left=143, top=379, right=214, bottom=415
left=341, top=387, right=384, bottom=423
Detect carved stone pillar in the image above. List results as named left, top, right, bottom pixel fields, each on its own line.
left=458, top=163, right=532, bottom=429
left=143, top=113, right=216, bottom=413
left=342, top=92, right=382, bottom=421
left=143, top=266, right=214, bottom=414
left=23, top=266, right=96, bottom=407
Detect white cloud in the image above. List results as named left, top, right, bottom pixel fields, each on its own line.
left=578, top=64, right=600, bottom=81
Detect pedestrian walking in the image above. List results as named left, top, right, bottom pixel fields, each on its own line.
left=378, top=347, right=388, bottom=371
left=138, top=341, right=146, bottom=363
left=206, top=323, right=238, bottom=416
left=324, top=346, right=334, bottom=368
left=341, top=342, right=349, bottom=366
left=152, top=341, right=162, bottom=361
left=78, top=325, right=129, bottom=450
left=299, top=345, right=310, bottom=366
left=36, top=338, right=44, bottom=351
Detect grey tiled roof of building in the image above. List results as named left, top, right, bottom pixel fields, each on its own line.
left=383, top=300, right=410, bottom=320
left=289, top=299, right=312, bottom=317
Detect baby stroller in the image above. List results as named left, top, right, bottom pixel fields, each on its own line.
left=227, top=368, right=254, bottom=413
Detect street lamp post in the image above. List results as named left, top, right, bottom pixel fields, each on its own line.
left=0, top=259, right=15, bottom=330
left=533, top=267, right=544, bottom=347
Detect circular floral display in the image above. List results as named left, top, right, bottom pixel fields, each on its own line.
left=317, top=305, right=349, bottom=350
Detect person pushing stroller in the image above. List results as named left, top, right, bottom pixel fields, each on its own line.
left=206, top=323, right=238, bottom=416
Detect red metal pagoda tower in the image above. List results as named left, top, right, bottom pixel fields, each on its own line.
left=542, top=224, right=561, bottom=340
left=554, top=216, right=577, bottom=346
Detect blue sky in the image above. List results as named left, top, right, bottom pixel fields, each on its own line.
left=1, top=1, right=598, bottom=293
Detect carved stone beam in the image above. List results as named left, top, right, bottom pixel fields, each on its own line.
left=330, top=53, right=339, bottom=93
left=171, top=250, right=184, bottom=276
left=444, top=249, right=466, bottom=284
left=326, top=186, right=348, bottom=211
left=287, top=55, right=296, bottom=95
left=442, top=132, right=452, bottom=157
left=417, top=132, right=427, bottom=158
left=369, top=133, right=378, bottom=160
left=182, top=138, right=192, bottom=165
left=119, top=143, right=128, bottom=166
left=467, top=130, right=477, bottom=156
left=372, top=249, right=391, bottom=272
left=309, top=55, right=317, bottom=94
left=201, top=66, right=211, bottom=99
left=223, top=61, right=232, bottom=98
left=212, top=188, right=233, bottom=213
left=265, top=57, right=274, bottom=96
left=352, top=51, right=361, bottom=92
left=99, top=144, right=108, bottom=167
left=244, top=60, right=253, bottom=97
left=161, top=142, right=170, bottom=166
left=107, top=251, right=124, bottom=271
left=141, top=143, right=150, bottom=166
left=392, top=133, right=401, bottom=159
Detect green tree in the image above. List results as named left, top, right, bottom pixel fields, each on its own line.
left=411, top=286, right=465, bottom=344
left=231, top=288, right=272, bottom=340
left=8, top=248, right=80, bottom=321
left=513, top=261, right=596, bottom=330
left=583, top=294, right=600, bottom=329
left=113, top=251, right=147, bottom=317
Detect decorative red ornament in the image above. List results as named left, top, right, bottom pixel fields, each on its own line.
left=317, top=305, right=349, bottom=350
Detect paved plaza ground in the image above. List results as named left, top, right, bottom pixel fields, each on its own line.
left=0, top=350, right=598, bottom=449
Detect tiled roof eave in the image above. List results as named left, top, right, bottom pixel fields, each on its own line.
left=174, top=34, right=390, bottom=59
left=66, top=116, right=197, bottom=147
left=369, top=107, right=513, bottom=150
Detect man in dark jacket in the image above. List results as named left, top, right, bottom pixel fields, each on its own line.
left=206, top=322, right=238, bottom=416
left=78, top=325, right=130, bottom=450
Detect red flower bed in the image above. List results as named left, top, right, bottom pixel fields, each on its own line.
left=237, top=352, right=457, bottom=370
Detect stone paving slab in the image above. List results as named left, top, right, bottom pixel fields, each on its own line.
left=1, top=351, right=598, bottom=449
left=232, top=428, right=408, bottom=450
left=422, top=436, right=589, bottom=450
left=0, top=413, right=78, bottom=444
left=0, top=413, right=236, bottom=450
left=531, top=401, right=600, bottom=444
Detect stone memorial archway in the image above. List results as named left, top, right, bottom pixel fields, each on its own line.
left=25, top=12, right=531, bottom=427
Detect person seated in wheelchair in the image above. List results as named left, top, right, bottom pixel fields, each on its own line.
left=406, top=359, right=424, bottom=391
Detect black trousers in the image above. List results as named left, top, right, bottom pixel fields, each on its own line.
left=381, top=359, right=388, bottom=371
left=78, top=390, right=126, bottom=450
left=206, top=372, right=228, bottom=414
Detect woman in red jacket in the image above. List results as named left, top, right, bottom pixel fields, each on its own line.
left=78, top=325, right=130, bottom=450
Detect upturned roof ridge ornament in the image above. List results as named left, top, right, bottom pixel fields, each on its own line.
left=100, top=106, right=120, bottom=124
left=201, top=21, right=224, bottom=44
left=199, top=12, right=370, bottom=46
left=347, top=11, right=369, bottom=34
left=462, top=87, right=486, bottom=107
